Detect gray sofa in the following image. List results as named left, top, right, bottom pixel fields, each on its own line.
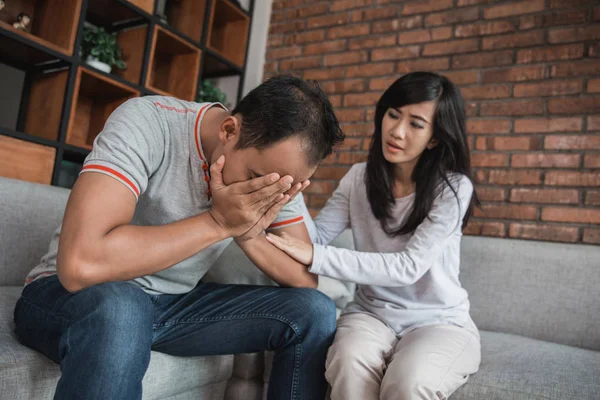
left=1, top=176, right=599, bottom=400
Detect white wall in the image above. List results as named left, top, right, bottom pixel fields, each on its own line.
left=242, top=0, right=272, bottom=96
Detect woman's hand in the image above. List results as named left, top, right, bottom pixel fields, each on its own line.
left=266, top=231, right=314, bottom=265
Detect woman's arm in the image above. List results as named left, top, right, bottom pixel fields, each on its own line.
left=268, top=177, right=473, bottom=287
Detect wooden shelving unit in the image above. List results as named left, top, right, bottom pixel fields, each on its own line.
left=147, top=25, right=201, bottom=101
left=0, top=0, right=254, bottom=187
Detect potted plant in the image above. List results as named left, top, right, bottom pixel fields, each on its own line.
left=197, top=81, right=227, bottom=105
left=81, top=26, right=126, bottom=74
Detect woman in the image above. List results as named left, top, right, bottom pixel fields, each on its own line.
left=266, top=72, right=481, bottom=400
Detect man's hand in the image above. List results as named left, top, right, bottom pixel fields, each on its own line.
left=235, top=180, right=311, bottom=243
left=265, top=232, right=314, bottom=265
left=208, top=155, right=294, bottom=237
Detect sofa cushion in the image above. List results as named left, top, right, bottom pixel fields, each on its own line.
left=0, top=178, right=70, bottom=286
left=0, top=286, right=234, bottom=400
left=453, top=330, right=600, bottom=400
left=461, top=235, right=600, bottom=351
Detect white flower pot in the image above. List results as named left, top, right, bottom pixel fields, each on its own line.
left=86, top=56, right=111, bottom=74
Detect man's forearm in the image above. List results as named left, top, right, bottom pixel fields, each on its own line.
left=237, top=235, right=318, bottom=288
left=58, top=212, right=229, bottom=291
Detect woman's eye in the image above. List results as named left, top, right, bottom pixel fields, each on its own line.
left=388, top=111, right=399, bottom=119
left=411, top=122, right=424, bottom=129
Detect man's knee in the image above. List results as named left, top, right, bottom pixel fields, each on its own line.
left=288, top=288, right=336, bottom=336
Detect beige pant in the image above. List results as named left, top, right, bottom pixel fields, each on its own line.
left=325, top=313, right=481, bottom=400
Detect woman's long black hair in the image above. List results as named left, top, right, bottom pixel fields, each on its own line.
left=366, top=71, right=479, bottom=237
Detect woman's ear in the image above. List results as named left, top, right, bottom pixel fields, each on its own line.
left=426, top=138, right=439, bottom=150
left=218, top=115, right=241, bottom=146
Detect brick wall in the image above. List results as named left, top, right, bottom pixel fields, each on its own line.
left=265, top=0, right=600, bottom=244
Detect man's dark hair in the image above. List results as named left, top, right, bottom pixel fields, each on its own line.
left=232, top=75, right=345, bottom=165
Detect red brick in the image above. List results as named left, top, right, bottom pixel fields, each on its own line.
left=511, top=153, right=581, bottom=168
left=304, top=181, right=336, bottom=195
left=324, top=51, right=368, bottom=67
left=545, top=135, right=600, bottom=150
left=398, top=58, right=450, bottom=73
left=471, top=153, right=508, bottom=167
left=349, top=35, right=396, bottom=50
left=308, top=194, right=330, bottom=208
left=484, top=0, right=545, bottom=19
left=328, top=23, right=371, bottom=39
left=548, top=26, right=600, bottom=44
left=294, top=30, right=326, bottom=44
left=542, top=207, right=600, bottom=224
left=423, top=39, right=479, bottom=56
left=338, top=152, right=369, bottom=164
left=588, top=79, right=600, bottom=93
left=329, top=95, right=342, bottom=108
left=303, top=67, right=345, bottom=80
left=590, top=42, right=600, bottom=57
left=584, top=154, right=600, bottom=168
left=398, top=27, right=452, bottom=45
left=509, top=224, right=579, bottom=243
left=464, top=221, right=506, bottom=237
left=482, top=31, right=545, bottom=50
left=453, top=50, right=514, bottom=68
left=372, top=16, right=422, bottom=34
left=585, top=190, right=600, bottom=205
left=362, top=138, right=373, bottom=150
left=269, top=21, right=305, bottom=34
left=425, top=7, right=479, bottom=27
left=263, top=61, right=278, bottom=74
left=519, top=10, right=587, bottom=30
left=467, top=119, right=511, bottom=134
left=549, top=0, right=594, bottom=9
left=514, top=118, right=582, bottom=133
left=339, top=138, right=363, bottom=151
left=402, top=0, right=453, bottom=15
left=268, top=35, right=284, bottom=48
left=583, top=229, right=600, bottom=245
left=336, top=108, right=365, bottom=122
left=510, top=188, right=579, bottom=204
left=457, top=0, right=500, bottom=5
left=369, top=77, right=397, bottom=91
left=545, top=171, right=600, bottom=187
left=266, top=46, right=302, bottom=60
left=480, top=100, right=544, bottom=116
left=344, top=92, right=382, bottom=107
left=479, top=170, right=542, bottom=185
left=548, top=98, right=600, bottom=114
left=442, top=71, right=480, bottom=85
left=461, top=85, right=510, bottom=100
left=312, top=166, right=351, bottom=180
left=474, top=204, right=538, bottom=220
left=320, top=79, right=366, bottom=94
left=342, top=122, right=375, bottom=136
left=595, top=5, right=600, bottom=21
left=455, top=21, right=516, bottom=38
left=477, top=187, right=507, bottom=202
left=330, top=0, right=373, bottom=12
left=466, top=103, right=478, bottom=117
left=357, top=6, right=399, bottom=21
left=372, top=46, right=420, bottom=62
left=514, top=80, right=582, bottom=97
left=482, top=66, right=546, bottom=83
left=347, top=63, right=395, bottom=78
left=517, top=44, right=585, bottom=63
left=280, top=56, right=321, bottom=71
left=297, top=3, right=329, bottom=17
left=589, top=116, right=600, bottom=131
left=304, top=40, right=347, bottom=55
left=307, top=14, right=350, bottom=29
left=550, top=60, right=600, bottom=78
left=478, top=136, right=542, bottom=151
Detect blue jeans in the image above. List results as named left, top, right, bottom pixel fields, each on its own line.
left=13, top=275, right=336, bottom=400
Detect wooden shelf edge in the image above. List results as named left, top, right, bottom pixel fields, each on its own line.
left=80, top=66, right=141, bottom=95
left=206, top=45, right=244, bottom=69
left=0, top=21, right=72, bottom=56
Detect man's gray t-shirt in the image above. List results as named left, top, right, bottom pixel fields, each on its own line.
left=25, top=96, right=310, bottom=294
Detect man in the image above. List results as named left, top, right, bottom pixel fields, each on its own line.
left=14, top=76, right=345, bottom=399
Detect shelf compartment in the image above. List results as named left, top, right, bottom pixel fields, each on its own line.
left=207, top=0, right=249, bottom=68
left=112, top=25, right=148, bottom=85
left=127, top=0, right=154, bottom=14
left=66, top=67, right=139, bottom=150
left=0, top=0, right=82, bottom=55
left=159, top=0, right=208, bottom=43
left=23, top=69, right=69, bottom=141
left=0, top=134, right=55, bottom=184
left=146, top=25, right=201, bottom=101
